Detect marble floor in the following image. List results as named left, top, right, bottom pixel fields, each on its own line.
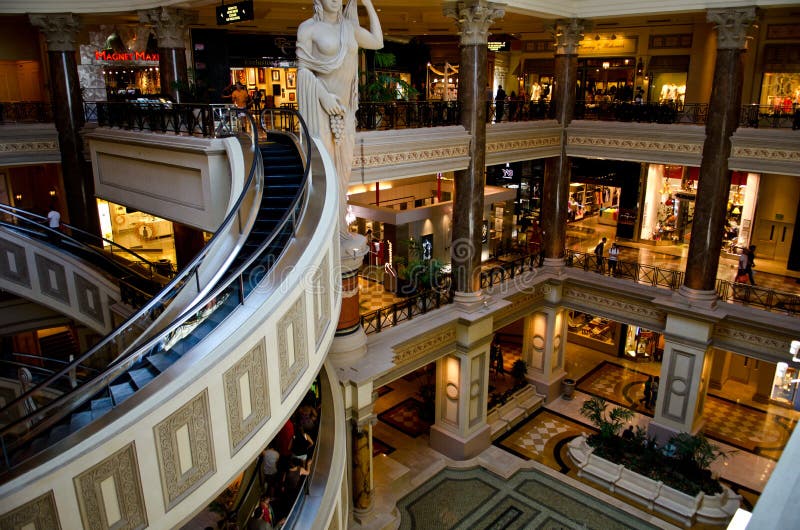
left=360, top=340, right=798, bottom=529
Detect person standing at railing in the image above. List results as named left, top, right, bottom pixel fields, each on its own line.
left=495, top=84, right=506, bottom=122
left=296, top=0, right=383, bottom=230
left=594, top=237, right=607, bottom=273
left=608, top=242, right=620, bottom=276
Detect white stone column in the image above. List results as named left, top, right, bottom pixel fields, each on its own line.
left=429, top=316, right=492, bottom=459
left=648, top=314, right=714, bottom=443
left=330, top=234, right=369, bottom=366
left=524, top=307, right=568, bottom=402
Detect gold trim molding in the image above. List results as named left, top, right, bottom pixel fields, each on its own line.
left=393, top=324, right=457, bottom=364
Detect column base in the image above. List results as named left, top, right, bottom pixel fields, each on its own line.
left=330, top=326, right=368, bottom=367
left=452, top=290, right=485, bottom=312
left=676, top=285, right=718, bottom=309
left=529, top=369, right=567, bottom=403
left=648, top=418, right=704, bottom=445
left=541, top=257, right=566, bottom=276
left=429, top=423, right=490, bottom=460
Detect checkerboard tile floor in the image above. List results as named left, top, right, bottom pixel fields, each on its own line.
left=359, top=277, right=405, bottom=312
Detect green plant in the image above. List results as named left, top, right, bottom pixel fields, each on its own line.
left=360, top=51, right=419, bottom=102
left=511, top=359, right=528, bottom=387
left=669, top=432, right=729, bottom=470
left=579, top=397, right=635, bottom=440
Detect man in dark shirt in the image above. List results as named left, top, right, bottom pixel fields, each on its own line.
left=495, top=85, right=506, bottom=122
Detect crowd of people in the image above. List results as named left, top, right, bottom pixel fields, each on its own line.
left=245, top=391, right=320, bottom=530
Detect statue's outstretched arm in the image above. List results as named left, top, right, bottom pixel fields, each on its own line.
left=353, top=0, right=383, bottom=50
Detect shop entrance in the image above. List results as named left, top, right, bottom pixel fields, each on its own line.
left=754, top=219, right=794, bottom=261
left=373, top=363, right=436, bottom=455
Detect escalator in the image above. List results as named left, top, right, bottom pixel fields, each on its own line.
left=0, top=109, right=311, bottom=473
left=0, top=204, right=169, bottom=307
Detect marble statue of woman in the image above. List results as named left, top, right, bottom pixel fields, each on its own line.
left=296, top=0, right=383, bottom=230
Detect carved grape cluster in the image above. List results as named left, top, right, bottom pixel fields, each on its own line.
left=330, top=113, right=344, bottom=141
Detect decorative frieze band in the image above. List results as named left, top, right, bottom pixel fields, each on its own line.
left=486, top=136, right=561, bottom=154
left=0, top=141, right=59, bottom=153
left=562, top=286, right=667, bottom=327
left=567, top=135, right=703, bottom=155
left=352, top=145, right=469, bottom=169
left=393, top=324, right=457, bottom=364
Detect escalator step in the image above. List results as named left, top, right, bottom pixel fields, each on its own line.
left=110, top=382, right=135, bottom=405
left=129, top=367, right=157, bottom=389
left=70, top=410, right=93, bottom=430
left=91, top=397, right=114, bottom=411
left=148, top=351, right=181, bottom=373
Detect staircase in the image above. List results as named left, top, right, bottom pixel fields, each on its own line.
left=3, top=132, right=307, bottom=468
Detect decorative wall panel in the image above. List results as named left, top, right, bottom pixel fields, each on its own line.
left=278, top=296, right=309, bottom=400
left=75, top=273, right=104, bottom=324
left=0, top=491, right=61, bottom=530
left=0, top=239, right=30, bottom=287
left=224, top=339, right=270, bottom=455
left=314, top=252, right=331, bottom=345
left=73, top=442, right=147, bottom=530
left=154, top=389, right=215, bottom=511
left=35, top=254, right=68, bottom=304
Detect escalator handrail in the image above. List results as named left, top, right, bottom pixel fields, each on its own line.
left=0, top=219, right=163, bottom=292
left=0, top=109, right=314, bottom=472
left=0, top=203, right=160, bottom=277
left=0, top=108, right=263, bottom=442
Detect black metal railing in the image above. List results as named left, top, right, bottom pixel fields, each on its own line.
left=565, top=249, right=800, bottom=315
left=360, top=250, right=798, bottom=336
left=84, top=101, right=237, bottom=137
left=80, top=100, right=800, bottom=134
left=0, top=101, right=53, bottom=123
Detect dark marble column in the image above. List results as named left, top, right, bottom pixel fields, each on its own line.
left=541, top=20, right=584, bottom=267
left=681, top=8, right=757, bottom=298
left=139, top=8, right=196, bottom=103
left=29, top=14, right=100, bottom=236
left=444, top=0, right=504, bottom=305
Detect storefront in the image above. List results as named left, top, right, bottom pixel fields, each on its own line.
left=577, top=57, right=636, bottom=102
left=758, top=44, right=800, bottom=111
left=228, top=64, right=297, bottom=109
left=93, top=32, right=161, bottom=100
left=96, top=199, right=178, bottom=269
left=567, top=310, right=663, bottom=361
left=639, top=164, right=759, bottom=250
left=644, top=55, right=690, bottom=105
left=570, top=158, right=639, bottom=239
left=427, top=63, right=458, bottom=101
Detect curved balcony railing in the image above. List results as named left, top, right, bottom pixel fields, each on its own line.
left=0, top=108, right=272, bottom=471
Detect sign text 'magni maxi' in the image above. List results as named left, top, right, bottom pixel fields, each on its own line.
left=95, top=51, right=159, bottom=62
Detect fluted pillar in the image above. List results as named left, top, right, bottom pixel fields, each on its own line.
left=541, top=19, right=584, bottom=269
left=139, top=7, right=196, bottom=103
left=29, top=14, right=99, bottom=236
left=681, top=7, right=757, bottom=300
left=444, top=0, right=504, bottom=308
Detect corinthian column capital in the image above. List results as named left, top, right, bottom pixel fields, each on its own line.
left=139, top=7, right=198, bottom=49
left=444, top=0, right=505, bottom=46
left=553, top=18, right=585, bottom=56
left=29, top=13, right=80, bottom=52
left=707, top=7, right=758, bottom=50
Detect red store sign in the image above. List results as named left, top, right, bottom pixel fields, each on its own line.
left=95, top=51, right=159, bottom=62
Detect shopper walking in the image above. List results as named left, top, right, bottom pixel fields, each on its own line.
left=608, top=242, right=620, bottom=276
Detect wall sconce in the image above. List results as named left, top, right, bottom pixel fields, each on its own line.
left=637, top=59, right=644, bottom=75
left=49, top=188, right=56, bottom=197
left=14, top=193, right=22, bottom=201
left=602, top=61, right=610, bottom=70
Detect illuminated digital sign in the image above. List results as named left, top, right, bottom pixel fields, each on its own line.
left=216, top=0, right=254, bottom=25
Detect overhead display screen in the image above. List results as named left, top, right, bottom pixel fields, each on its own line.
left=217, top=0, right=254, bottom=25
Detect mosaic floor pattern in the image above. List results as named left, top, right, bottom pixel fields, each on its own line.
left=577, top=361, right=796, bottom=460
left=496, top=410, right=594, bottom=471
left=397, top=467, right=659, bottom=530
left=378, top=397, right=433, bottom=438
